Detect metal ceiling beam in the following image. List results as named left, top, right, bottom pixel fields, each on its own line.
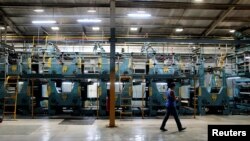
left=6, top=14, right=250, bottom=22
left=116, top=38, right=250, bottom=44
left=15, top=24, right=206, bottom=28
left=0, top=3, right=109, bottom=8
left=0, top=9, right=23, bottom=36
left=7, top=36, right=248, bottom=44
left=116, top=1, right=248, bottom=10
left=202, top=0, right=240, bottom=36
left=237, top=25, right=250, bottom=33
left=14, top=24, right=239, bottom=30
left=0, top=2, right=250, bottom=10
left=40, top=26, right=49, bottom=35
left=19, top=32, right=201, bottom=37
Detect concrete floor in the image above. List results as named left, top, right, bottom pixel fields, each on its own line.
left=0, top=115, right=249, bottom=141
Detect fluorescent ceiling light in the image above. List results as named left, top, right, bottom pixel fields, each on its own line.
left=245, top=56, right=250, bottom=59
left=51, top=26, right=59, bottom=31
left=175, top=28, right=183, bottom=32
left=77, top=19, right=101, bottom=23
left=92, top=27, right=100, bottom=31
left=130, top=27, right=138, bottom=31
left=229, top=29, right=235, bottom=33
left=34, top=9, right=44, bottom=13
left=32, top=20, right=56, bottom=24
left=127, top=13, right=151, bottom=18
left=137, top=11, right=146, bottom=13
left=0, top=27, right=5, bottom=30
left=88, top=9, right=96, bottom=13
left=194, top=0, right=203, bottom=2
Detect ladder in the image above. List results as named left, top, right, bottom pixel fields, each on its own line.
left=3, top=75, right=19, bottom=120
left=119, top=75, right=133, bottom=119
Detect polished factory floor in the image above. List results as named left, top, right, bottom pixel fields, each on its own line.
left=0, top=115, right=249, bottom=141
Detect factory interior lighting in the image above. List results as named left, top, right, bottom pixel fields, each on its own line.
left=127, top=11, right=151, bottom=17
left=130, top=27, right=138, bottom=31
left=77, top=19, right=102, bottom=23
left=33, top=9, right=44, bottom=13
left=230, top=29, right=236, bottom=33
left=32, top=20, right=56, bottom=24
left=87, top=9, right=96, bottom=13
left=194, top=0, right=203, bottom=2
left=92, top=27, right=100, bottom=31
left=51, top=26, right=59, bottom=31
left=175, top=28, right=184, bottom=32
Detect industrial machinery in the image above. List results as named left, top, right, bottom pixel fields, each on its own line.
left=132, top=79, right=146, bottom=117
left=61, top=52, right=82, bottom=75
left=6, top=52, right=21, bottom=75
left=0, top=80, right=4, bottom=115
left=98, top=80, right=108, bottom=116
left=2, top=40, right=248, bottom=118
left=95, top=43, right=135, bottom=117
left=148, top=81, right=168, bottom=116
left=113, top=76, right=133, bottom=118
left=16, top=80, right=30, bottom=115
left=48, top=80, right=82, bottom=115
left=232, top=78, right=250, bottom=114
left=0, top=51, right=22, bottom=118
left=178, top=79, right=194, bottom=115
left=0, top=54, right=5, bottom=115
left=82, top=80, right=98, bottom=116
left=98, top=56, right=134, bottom=117
left=141, top=43, right=185, bottom=116
left=197, top=64, right=230, bottom=115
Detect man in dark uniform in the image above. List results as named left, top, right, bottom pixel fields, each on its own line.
left=160, top=82, right=186, bottom=132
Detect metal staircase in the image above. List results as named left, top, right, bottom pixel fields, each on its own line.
left=119, top=76, right=133, bottom=119
left=3, top=75, right=19, bottom=120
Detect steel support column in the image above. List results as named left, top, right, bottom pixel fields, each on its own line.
left=109, top=0, right=116, bottom=127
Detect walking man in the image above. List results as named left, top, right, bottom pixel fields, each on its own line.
left=160, top=82, right=186, bottom=132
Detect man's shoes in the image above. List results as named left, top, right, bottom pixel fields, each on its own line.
left=160, top=128, right=168, bottom=131
left=179, top=127, right=186, bottom=132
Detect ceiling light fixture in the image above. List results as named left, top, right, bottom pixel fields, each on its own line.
left=88, top=9, right=96, bottom=13
left=92, top=27, right=100, bottom=31
left=175, top=28, right=183, bottom=32
left=0, top=27, right=5, bottom=30
left=229, top=29, right=235, bottom=33
left=32, top=20, right=56, bottom=24
left=51, top=26, right=59, bottom=31
left=137, top=11, right=146, bottom=13
left=127, top=13, right=151, bottom=18
left=77, top=19, right=102, bottom=23
left=34, top=9, right=44, bottom=13
left=130, top=27, right=138, bottom=31
left=194, top=0, right=203, bottom=2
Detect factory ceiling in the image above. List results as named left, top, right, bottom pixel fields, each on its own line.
left=0, top=0, right=250, bottom=41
